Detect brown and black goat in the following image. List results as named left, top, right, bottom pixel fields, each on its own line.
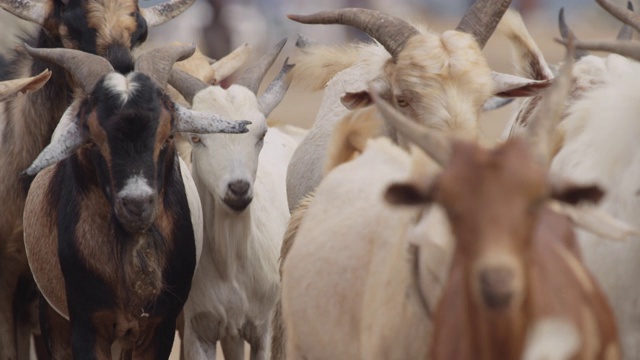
left=20, top=44, right=249, bottom=359
left=0, top=0, right=194, bottom=357
left=381, top=45, right=620, bottom=359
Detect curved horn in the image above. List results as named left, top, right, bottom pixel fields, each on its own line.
left=526, top=38, right=575, bottom=164
left=287, top=8, right=419, bottom=58
left=236, top=38, right=287, bottom=95
left=135, top=44, right=196, bottom=89
left=372, top=91, right=450, bottom=166
left=597, top=0, right=640, bottom=32
left=617, top=2, right=635, bottom=40
left=456, top=0, right=512, bottom=49
left=0, top=0, right=49, bottom=25
left=140, top=0, right=195, bottom=27
left=203, top=43, right=252, bottom=85
left=174, top=103, right=251, bottom=134
left=258, top=58, right=295, bottom=116
left=23, top=44, right=113, bottom=94
left=168, top=69, right=208, bottom=105
left=558, top=8, right=589, bottom=58
left=556, top=38, right=640, bottom=62
left=23, top=100, right=86, bottom=176
left=0, top=69, right=51, bottom=102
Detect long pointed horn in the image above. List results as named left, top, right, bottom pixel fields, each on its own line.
left=23, top=100, right=86, bottom=176
left=173, top=103, right=251, bottom=134
left=288, top=8, right=419, bottom=58
left=0, top=0, right=49, bottom=25
left=558, top=8, right=589, bottom=58
left=23, top=44, right=113, bottom=94
left=617, top=2, right=635, bottom=40
left=456, top=0, right=512, bottom=49
left=372, top=91, right=450, bottom=166
left=168, top=69, right=208, bottom=105
left=236, top=38, right=287, bottom=95
left=596, top=0, right=640, bottom=33
left=556, top=38, right=640, bottom=61
left=140, top=0, right=195, bottom=27
left=203, top=43, right=252, bottom=85
left=135, top=44, right=196, bottom=89
left=526, top=38, right=575, bottom=164
left=258, top=58, right=295, bottom=116
left=0, top=69, right=51, bottom=102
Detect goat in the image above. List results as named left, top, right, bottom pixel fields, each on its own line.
left=284, top=1, right=553, bottom=212
left=0, top=0, right=195, bottom=357
left=168, top=39, right=301, bottom=360
left=20, top=43, right=249, bottom=359
left=280, top=40, right=625, bottom=359
left=499, top=3, right=640, bottom=357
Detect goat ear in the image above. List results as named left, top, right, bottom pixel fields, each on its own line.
left=492, top=72, right=552, bottom=97
left=341, top=91, right=373, bottom=110
left=0, top=69, right=51, bottom=102
left=550, top=179, right=605, bottom=205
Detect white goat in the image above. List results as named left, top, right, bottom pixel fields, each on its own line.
left=285, top=3, right=551, bottom=212
left=169, top=39, right=301, bottom=360
left=499, top=5, right=640, bottom=358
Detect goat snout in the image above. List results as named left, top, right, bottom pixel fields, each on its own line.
left=223, top=180, right=253, bottom=212
left=228, top=180, right=250, bottom=196
left=115, top=194, right=157, bottom=232
left=478, top=267, right=515, bottom=310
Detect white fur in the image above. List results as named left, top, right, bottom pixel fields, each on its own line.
left=522, top=317, right=580, bottom=360
left=117, top=174, right=153, bottom=199
left=103, top=73, right=138, bottom=105
left=182, top=84, right=302, bottom=359
left=179, top=156, right=203, bottom=270
left=282, top=138, right=453, bottom=359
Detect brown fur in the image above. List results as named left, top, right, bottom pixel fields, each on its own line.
left=389, top=138, right=619, bottom=359
left=271, top=193, right=315, bottom=360
left=83, top=0, right=139, bottom=53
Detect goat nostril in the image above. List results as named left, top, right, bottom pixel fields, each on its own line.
left=228, top=180, right=250, bottom=196
left=479, top=268, right=515, bottom=310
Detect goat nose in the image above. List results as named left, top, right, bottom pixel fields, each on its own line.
left=121, top=195, right=155, bottom=216
left=228, top=180, right=250, bottom=196
left=479, top=267, right=515, bottom=310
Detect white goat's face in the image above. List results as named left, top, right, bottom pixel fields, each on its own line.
left=190, top=86, right=267, bottom=212
left=383, top=30, right=493, bottom=140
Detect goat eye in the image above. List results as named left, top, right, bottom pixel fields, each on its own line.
left=397, top=97, right=409, bottom=108
left=191, top=136, right=201, bottom=144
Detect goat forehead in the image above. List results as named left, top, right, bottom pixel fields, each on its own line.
left=441, top=140, right=547, bottom=203
left=193, top=85, right=261, bottom=119
left=84, top=0, right=138, bottom=31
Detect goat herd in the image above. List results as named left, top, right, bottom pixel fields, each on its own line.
left=0, top=0, right=640, bottom=358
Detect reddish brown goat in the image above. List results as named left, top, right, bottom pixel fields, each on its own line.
left=386, top=137, right=619, bottom=359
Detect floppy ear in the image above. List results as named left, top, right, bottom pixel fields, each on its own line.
left=341, top=91, right=373, bottom=110
left=550, top=178, right=605, bottom=205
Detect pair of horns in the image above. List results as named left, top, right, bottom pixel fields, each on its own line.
left=0, top=0, right=194, bottom=27
left=374, top=39, right=576, bottom=167
left=169, top=38, right=294, bottom=117
left=23, top=44, right=252, bottom=176
left=24, top=43, right=195, bottom=93
left=287, top=0, right=511, bottom=58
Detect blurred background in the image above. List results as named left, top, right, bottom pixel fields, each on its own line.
left=0, top=0, right=633, bottom=358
